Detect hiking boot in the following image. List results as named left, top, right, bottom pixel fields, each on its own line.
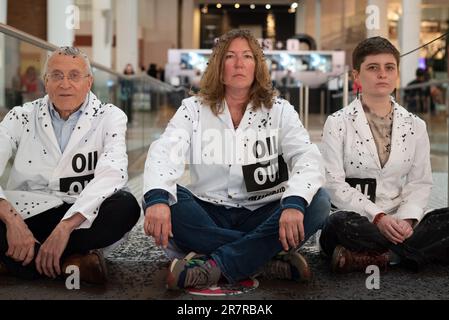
left=331, top=245, right=389, bottom=273
left=166, top=252, right=221, bottom=290
left=260, top=251, right=312, bottom=282
left=62, top=249, right=108, bottom=284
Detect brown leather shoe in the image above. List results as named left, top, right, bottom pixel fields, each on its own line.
left=331, top=245, right=389, bottom=273
left=0, top=260, right=8, bottom=275
left=62, top=250, right=108, bottom=284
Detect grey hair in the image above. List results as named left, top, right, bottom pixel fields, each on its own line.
left=43, top=46, right=93, bottom=78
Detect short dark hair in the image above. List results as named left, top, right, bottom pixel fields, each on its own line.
left=415, top=68, right=425, bottom=77
left=352, top=37, right=400, bottom=71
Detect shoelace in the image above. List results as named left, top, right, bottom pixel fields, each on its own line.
left=185, top=265, right=210, bottom=288
left=184, top=260, right=217, bottom=288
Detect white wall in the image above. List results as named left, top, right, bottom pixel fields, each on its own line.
left=92, top=0, right=113, bottom=68
left=0, top=0, right=7, bottom=108
left=139, top=0, right=178, bottom=68
left=116, top=0, right=138, bottom=72
left=47, top=0, right=75, bottom=46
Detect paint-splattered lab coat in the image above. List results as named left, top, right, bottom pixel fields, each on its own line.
left=0, top=92, right=128, bottom=229
left=144, top=96, right=325, bottom=210
left=321, top=98, right=432, bottom=223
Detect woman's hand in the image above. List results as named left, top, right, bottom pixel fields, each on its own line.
left=279, top=209, right=304, bottom=251
left=144, top=203, right=173, bottom=248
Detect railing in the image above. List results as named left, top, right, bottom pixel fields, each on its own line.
left=0, top=23, right=188, bottom=177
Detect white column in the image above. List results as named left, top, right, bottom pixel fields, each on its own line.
left=181, top=0, right=198, bottom=48
left=295, top=2, right=306, bottom=35
left=366, top=0, right=388, bottom=38
left=47, top=0, right=75, bottom=46
left=0, top=0, right=7, bottom=108
left=193, top=7, right=200, bottom=49
left=92, top=0, right=113, bottom=68
left=315, top=0, right=321, bottom=50
left=116, top=0, right=138, bottom=72
left=399, top=0, right=421, bottom=87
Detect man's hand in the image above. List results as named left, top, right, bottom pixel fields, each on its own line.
left=5, top=219, right=37, bottom=266
left=1, top=199, right=37, bottom=266
left=35, top=222, right=72, bottom=278
left=376, top=215, right=406, bottom=244
left=144, top=203, right=173, bottom=248
left=35, top=213, right=85, bottom=278
left=279, top=208, right=305, bottom=251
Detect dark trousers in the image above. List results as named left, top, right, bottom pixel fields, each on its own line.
left=0, top=190, right=141, bottom=279
left=319, top=208, right=449, bottom=271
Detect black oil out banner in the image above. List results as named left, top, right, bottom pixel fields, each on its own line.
left=60, top=174, right=95, bottom=194
left=242, top=155, right=289, bottom=192
left=345, top=177, right=377, bottom=202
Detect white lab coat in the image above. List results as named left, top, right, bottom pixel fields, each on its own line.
left=321, top=98, right=432, bottom=222
left=0, top=92, right=128, bottom=229
left=144, top=96, right=324, bottom=210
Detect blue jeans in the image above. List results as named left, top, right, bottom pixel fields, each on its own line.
left=170, top=186, right=331, bottom=283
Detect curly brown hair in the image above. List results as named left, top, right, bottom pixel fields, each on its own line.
left=197, top=29, right=277, bottom=115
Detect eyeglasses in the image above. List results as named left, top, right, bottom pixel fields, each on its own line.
left=47, top=71, right=90, bottom=83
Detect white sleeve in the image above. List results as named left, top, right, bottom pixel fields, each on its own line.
left=0, top=107, right=25, bottom=200
left=321, top=115, right=382, bottom=221
left=280, top=103, right=325, bottom=204
left=143, top=101, right=195, bottom=205
left=62, top=108, right=129, bottom=229
left=395, top=120, right=432, bottom=222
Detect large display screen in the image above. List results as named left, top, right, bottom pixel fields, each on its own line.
left=167, top=49, right=344, bottom=88
left=267, top=53, right=333, bottom=73
left=180, top=52, right=211, bottom=72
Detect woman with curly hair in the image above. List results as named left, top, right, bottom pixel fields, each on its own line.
left=143, top=29, right=330, bottom=290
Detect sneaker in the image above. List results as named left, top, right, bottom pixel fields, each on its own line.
left=260, top=251, right=312, bottom=282
left=331, top=245, right=388, bottom=273
left=166, top=252, right=221, bottom=290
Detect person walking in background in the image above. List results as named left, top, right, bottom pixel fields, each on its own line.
left=120, top=63, right=135, bottom=125
left=147, top=63, right=158, bottom=78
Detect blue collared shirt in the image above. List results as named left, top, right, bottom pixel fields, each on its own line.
left=49, top=97, right=88, bottom=153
